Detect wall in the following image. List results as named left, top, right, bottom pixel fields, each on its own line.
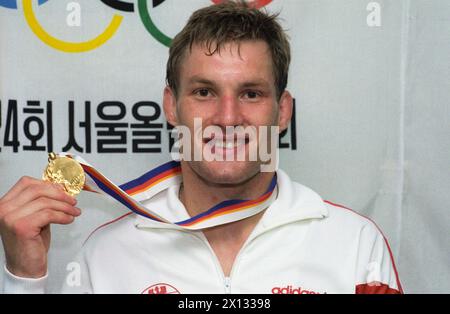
left=0, top=0, right=449, bottom=293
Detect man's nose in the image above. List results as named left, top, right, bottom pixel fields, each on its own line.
left=212, top=95, right=245, bottom=127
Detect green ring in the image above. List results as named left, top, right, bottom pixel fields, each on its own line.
left=138, top=0, right=172, bottom=47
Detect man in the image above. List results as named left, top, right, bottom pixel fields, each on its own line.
left=0, top=2, right=402, bottom=294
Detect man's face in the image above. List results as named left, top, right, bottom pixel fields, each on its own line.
left=164, top=40, right=292, bottom=185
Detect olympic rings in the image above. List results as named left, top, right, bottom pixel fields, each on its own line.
left=2, top=0, right=273, bottom=52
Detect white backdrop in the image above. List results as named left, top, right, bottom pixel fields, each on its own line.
left=0, top=0, right=449, bottom=293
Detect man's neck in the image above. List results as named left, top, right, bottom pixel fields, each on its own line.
left=179, top=163, right=275, bottom=218
left=177, top=163, right=275, bottom=277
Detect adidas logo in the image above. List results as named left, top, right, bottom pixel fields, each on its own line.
left=271, top=285, right=325, bottom=294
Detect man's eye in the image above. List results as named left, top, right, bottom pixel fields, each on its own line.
left=244, top=91, right=259, bottom=99
left=195, top=89, right=210, bottom=97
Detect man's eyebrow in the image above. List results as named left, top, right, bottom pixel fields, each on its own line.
left=187, top=76, right=270, bottom=88
left=239, top=79, right=271, bottom=88
left=186, top=76, right=216, bottom=86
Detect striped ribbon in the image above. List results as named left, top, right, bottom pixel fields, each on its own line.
left=60, top=153, right=278, bottom=230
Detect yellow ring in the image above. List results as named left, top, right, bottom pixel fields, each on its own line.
left=23, top=0, right=123, bottom=53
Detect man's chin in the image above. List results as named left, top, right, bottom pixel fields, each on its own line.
left=189, top=160, right=260, bottom=186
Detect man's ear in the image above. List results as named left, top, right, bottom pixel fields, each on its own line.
left=163, top=86, right=178, bottom=126
left=277, top=90, right=293, bottom=133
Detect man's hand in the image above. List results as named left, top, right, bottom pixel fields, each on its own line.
left=0, top=176, right=81, bottom=278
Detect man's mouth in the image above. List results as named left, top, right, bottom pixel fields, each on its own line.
left=203, top=135, right=251, bottom=152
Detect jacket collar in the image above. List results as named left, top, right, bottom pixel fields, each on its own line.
left=134, top=169, right=328, bottom=230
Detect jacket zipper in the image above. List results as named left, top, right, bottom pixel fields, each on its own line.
left=189, top=227, right=264, bottom=294
left=224, top=277, right=231, bottom=294
left=188, top=231, right=244, bottom=294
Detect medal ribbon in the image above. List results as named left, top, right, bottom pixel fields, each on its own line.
left=60, top=153, right=277, bottom=230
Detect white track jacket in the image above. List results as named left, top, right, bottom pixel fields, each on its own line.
left=2, top=169, right=403, bottom=294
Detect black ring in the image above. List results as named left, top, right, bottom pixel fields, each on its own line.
left=100, top=0, right=134, bottom=12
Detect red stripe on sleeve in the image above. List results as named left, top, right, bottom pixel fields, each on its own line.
left=356, top=283, right=401, bottom=294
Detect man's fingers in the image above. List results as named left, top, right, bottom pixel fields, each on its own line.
left=0, top=176, right=43, bottom=203
left=31, top=209, right=76, bottom=227
left=3, top=197, right=81, bottom=223
left=5, top=181, right=76, bottom=212
left=8, top=210, right=76, bottom=238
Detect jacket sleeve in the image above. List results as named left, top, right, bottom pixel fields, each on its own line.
left=2, top=265, right=47, bottom=294
left=354, top=222, right=404, bottom=294
left=2, top=249, right=93, bottom=294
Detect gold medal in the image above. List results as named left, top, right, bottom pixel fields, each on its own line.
left=42, top=152, right=85, bottom=196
